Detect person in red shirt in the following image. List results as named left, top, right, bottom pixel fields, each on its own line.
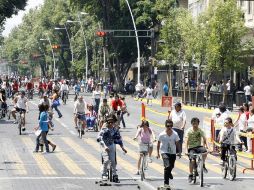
left=111, top=95, right=126, bottom=128
left=12, top=80, right=19, bottom=98
left=46, top=80, right=53, bottom=96
left=38, top=82, right=44, bottom=97
left=26, top=80, right=34, bottom=99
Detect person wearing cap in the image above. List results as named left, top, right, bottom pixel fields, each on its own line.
left=97, top=115, right=127, bottom=182
left=12, top=91, right=29, bottom=130
left=157, top=120, right=181, bottom=188
left=168, top=102, right=186, bottom=153
left=73, top=96, right=87, bottom=130
left=186, top=117, right=208, bottom=183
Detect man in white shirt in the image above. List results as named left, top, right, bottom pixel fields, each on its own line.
left=168, top=102, right=186, bottom=153
left=12, top=91, right=29, bottom=130
left=226, top=80, right=231, bottom=93
left=144, top=85, right=153, bottom=106
left=157, top=120, right=180, bottom=188
left=244, top=82, right=251, bottom=103
left=73, top=96, right=87, bottom=130
left=60, top=81, right=69, bottom=101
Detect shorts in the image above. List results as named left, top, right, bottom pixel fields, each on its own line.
left=77, top=113, right=86, bottom=121
left=188, top=146, right=207, bottom=160
left=15, top=107, right=26, bottom=113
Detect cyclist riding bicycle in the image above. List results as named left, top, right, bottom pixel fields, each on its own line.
left=11, top=91, right=29, bottom=130
left=219, top=117, right=242, bottom=165
left=111, top=94, right=126, bottom=128
left=73, top=96, right=87, bottom=131
left=97, top=115, right=127, bottom=183
left=98, top=99, right=111, bottom=130
left=60, top=80, right=69, bottom=101
left=186, top=117, right=208, bottom=183
left=133, top=120, right=156, bottom=175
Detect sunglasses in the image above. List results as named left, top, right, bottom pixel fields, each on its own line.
left=166, top=125, right=173, bottom=128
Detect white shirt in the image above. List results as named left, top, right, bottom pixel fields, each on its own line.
left=158, top=130, right=180, bottom=154
left=219, top=127, right=241, bottom=144
left=226, top=82, right=230, bottom=91
left=169, top=109, right=186, bottom=130
left=16, top=95, right=28, bottom=110
left=93, top=90, right=101, bottom=99
left=215, top=111, right=229, bottom=128
left=60, top=84, right=69, bottom=91
left=135, top=83, right=143, bottom=91
left=74, top=100, right=87, bottom=114
left=238, top=113, right=247, bottom=131
left=146, top=87, right=153, bottom=99
left=248, top=114, right=254, bottom=129
left=244, top=85, right=251, bottom=96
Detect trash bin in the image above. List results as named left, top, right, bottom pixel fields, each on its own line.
left=236, top=91, right=245, bottom=107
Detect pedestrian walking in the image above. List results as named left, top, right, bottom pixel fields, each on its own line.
left=50, top=89, right=62, bottom=118
left=157, top=120, right=181, bottom=188
left=244, top=82, right=251, bottom=103
left=168, top=102, right=186, bottom=153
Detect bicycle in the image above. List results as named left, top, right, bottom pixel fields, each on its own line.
left=221, top=144, right=238, bottom=181
left=139, top=143, right=150, bottom=181
left=17, top=110, right=26, bottom=135
left=76, top=113, right=86, bottom=138
left=186, top=152, right=207, bottom=187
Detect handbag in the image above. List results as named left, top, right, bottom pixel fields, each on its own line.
left=53, top=99, right=60, bottom=106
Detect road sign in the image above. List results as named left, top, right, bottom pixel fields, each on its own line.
left=161, top=96, right=173, bottom=108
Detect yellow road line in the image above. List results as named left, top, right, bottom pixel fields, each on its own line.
left=123, top=137, right=189, bottom=174
left=1, top=138, right=27, bottom=175
left=61, top=137, right=101, bottom=171
left=55, top=147, right=85, bottom=175
left=21, top=137, right=56, bottom=175
left=85, top=138, right=136, bottom=173
left=146, top=106, right=168, bottom=116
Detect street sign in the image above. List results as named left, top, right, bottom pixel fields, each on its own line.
left=161, top=96, right=173, bottom=108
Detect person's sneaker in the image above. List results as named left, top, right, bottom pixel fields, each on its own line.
left=188, top=174, right=193, bottom=183
left=58, top=115, right=62, bottom=118
left=164, top=184, right=171, bottom=188
left=52, top=145, right=56, bottom=152
left=113, top=175, right=120, bottom=183
left=203, top=165, right=208, bottom=174
left=169, top=173, right=173, bottom=179
left=33, top=150, right=38, bottom=153
left=102, top=175, right=108, bottom=181
left=22, top=127, right=26, bottom=131
left=148, top=157, right=153, bottom=163
left=135, top=170, right=140, bottom=175
left=13, top=121, right=17, bottom=124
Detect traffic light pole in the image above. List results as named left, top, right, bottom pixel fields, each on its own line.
left=124, top=0, right=141, bottom=84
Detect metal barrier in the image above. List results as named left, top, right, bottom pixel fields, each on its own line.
left=210, top=118, right=254, bottom=173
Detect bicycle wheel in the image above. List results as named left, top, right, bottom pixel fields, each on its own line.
left=78, top=121, right=82, bottom=138
left=229, top=157, right=236, bottom=181
left=199, top=158, right=204, bottom=187
left=221, top=162, right=228, bottom=179
left=141, top=155, right=146, bottom=181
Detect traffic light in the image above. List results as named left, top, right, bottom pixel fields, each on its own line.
left=52, top=45, right=60, bottom=49
left=96, top=31, right=106, bottom=37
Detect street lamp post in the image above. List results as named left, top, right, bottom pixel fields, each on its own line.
left=55, top=24, right=74, bottom=63
left=40, top=34, right=56, bottom=80
left=67, top=12, right=89, bottom=82
left=124, top=0, right=141, bottom=84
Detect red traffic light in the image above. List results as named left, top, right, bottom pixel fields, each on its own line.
left=96, top=31, right=106, bottom=37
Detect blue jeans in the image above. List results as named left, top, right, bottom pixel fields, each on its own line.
left=173, top=128, right=184, bottom=153
left=51, top=105, right=62, bottom=117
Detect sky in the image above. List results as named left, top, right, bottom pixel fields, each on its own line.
left=2, top=0, right=44, bottom=37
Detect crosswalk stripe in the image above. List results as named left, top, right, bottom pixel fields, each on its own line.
left=85, top=138, right=137, bottom=173
left=54, top=146, right=85, bottom=175
left=123, top=137, right=179, bottom=175
left=1, top=138, right=27, bottom=175
left=21, top=137, right=57, bottom=175
left=61, top=137, right=101, bottom=171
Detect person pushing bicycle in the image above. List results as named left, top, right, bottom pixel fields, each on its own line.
left=186, top=117, right=208, bottom=183
left=97, top=115, right=127, bottom=183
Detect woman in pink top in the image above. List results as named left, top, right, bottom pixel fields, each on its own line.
left=133, top=120, right=156, bottom=175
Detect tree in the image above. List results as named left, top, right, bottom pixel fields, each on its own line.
left=0, top=0, right=28, bottom=25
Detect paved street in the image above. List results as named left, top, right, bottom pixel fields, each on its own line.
left=0, top=93, right=253, bottom=190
